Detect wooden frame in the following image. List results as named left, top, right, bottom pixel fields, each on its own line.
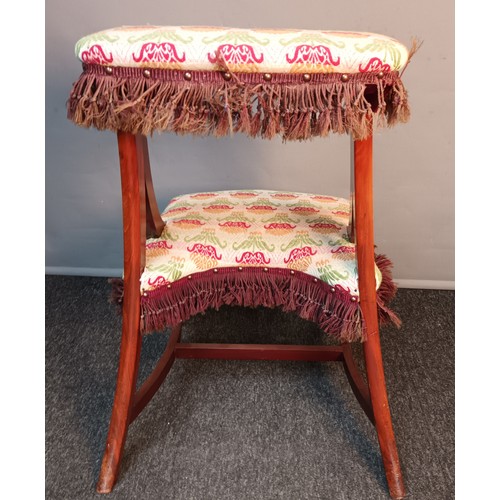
left=96, top=131, right=405, bottom=499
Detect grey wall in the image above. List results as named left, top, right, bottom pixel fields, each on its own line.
left=46, top=0, right=454, bottom=288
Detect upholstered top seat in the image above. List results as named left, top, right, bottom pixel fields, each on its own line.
left=68, top=25, right=413, bottom=140
left=133, top=189, right=398, bottom=342
left=75, top=25, right=410, bottom=74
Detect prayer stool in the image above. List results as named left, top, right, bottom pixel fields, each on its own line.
left=67, top=25, right=416, bottom=499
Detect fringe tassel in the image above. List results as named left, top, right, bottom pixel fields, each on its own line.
left=108, top=254, right=400, bottom=343
left=68, top=65, right=411, bottom=141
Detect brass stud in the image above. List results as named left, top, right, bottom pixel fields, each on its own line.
left=263, top=267, right=269, bottom=272
left=105, top=66, right=113, bottom=75
left=313, top=278, right=318, bottom=283
left=143, top=291, right=148, bottom=297
left=290, top=270, right=295, bottom=275
left=222, top=72, right=232, bottom=81
left=188, top=275, right=192, bottom=280
left=340, top=74, right=349, bottom=82
left=184, top=71, right=192, bottom=81
left=351, top=296, right=358, bottom=302
left=143, top=69, right=151, bottom=78
left=302, top=73, right=311, bottom=82
left=377, top=71, right=385, bottom=79
left=238, top=266, right=243, bottom=271
left=263, top=73, right=272, bottom=82
left=167, top=284, right=172, bottom=289
left=331, top=287, right=335, bottom=293
left=213, top=268, right=218, bottom=273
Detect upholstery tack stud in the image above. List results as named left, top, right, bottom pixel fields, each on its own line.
left=184, top=71, right=192, bottom=81
left=222, top=72, right=232, bottom=81
left=377, top=71, right=385, bottom=79
left=263, top=73, right=272, bottom=82
left=213, top=268, right=219, bottom=273
left=302, top=73, right=311, bottom=82
left=143, top=69, right=151, bottom=78
left=341, top=74, right=349, bottom=82
left=105, top=66, right=113, bottom=75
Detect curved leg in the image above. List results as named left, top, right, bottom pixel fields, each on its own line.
left=363, top=323, right=405, bottom=499
left=136, top=135, right=165, bottom=238
left=130, top=324, right=182, bottom=423
left=354, top=133, right=405, bottom=499
left=97, top=132, right=145, bottom=493
left=341, top=344, right=374, bottom=424
left=97, top=312, right=142, bottom=494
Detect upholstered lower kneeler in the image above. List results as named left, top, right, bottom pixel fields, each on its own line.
left=111, top=189, right=400, bottom=342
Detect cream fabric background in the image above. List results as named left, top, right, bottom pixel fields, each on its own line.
left=45, top=0, right=454, bottom=288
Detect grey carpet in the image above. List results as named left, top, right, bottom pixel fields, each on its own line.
left=45, top=276, right=454, bottom=500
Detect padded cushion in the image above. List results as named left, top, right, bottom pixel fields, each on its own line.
left=75, top=25, right=409, bottom=74
left=141, top=189, right=382, bottom=298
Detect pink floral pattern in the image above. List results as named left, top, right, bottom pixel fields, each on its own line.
left=140, top=190, right=384, bottom=297
left=208, top=44, right=264, bottom=65
left=75, top=26, right=409, bottom=74
left=81, top=44, right=113, bottom=64
left=359, top=57, right=391, bottom=73
left=286, top=45, right=340, bottom=66
left=132, top=42, right=186, bottom=63
left=236, top=251, right=271, bottom=265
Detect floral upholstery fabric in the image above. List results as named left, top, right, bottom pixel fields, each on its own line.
left=141, top=190, right=382, bottom=298
left=75, top=25, right=409, bottom=74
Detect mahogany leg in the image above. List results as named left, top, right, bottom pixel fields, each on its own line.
left=129, top=324, right=182, bottom=423
left=136, top=135, right=165, bottom=238
left=354, top=133, right=405, bottom=499
left=363, top=323, right=405, bottom=499
left=341, top=344, right=374, bottom=425
left=96, top=132, right=145, bottom=493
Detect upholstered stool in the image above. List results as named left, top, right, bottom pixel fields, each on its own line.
left=68, top=25, right=416, bottom=499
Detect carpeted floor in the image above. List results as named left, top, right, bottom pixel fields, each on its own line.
left=45, top=276, right=454, bottom=500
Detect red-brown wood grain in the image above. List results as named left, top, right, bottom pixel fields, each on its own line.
left=95, top=129, right=406, bottom=500
left=354, top=135, right=406, bottom=499
left=130, top=324, right=182, bottom=423
left=137, top=135, right=165, bottom=238
left=96, top=132, right=145, bottom=493
left=175, top=343, right=344, bottom=361
left=341, top=344, right=375, bottom=424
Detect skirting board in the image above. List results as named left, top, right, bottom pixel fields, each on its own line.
left=45, top=267, right=455, bottom=291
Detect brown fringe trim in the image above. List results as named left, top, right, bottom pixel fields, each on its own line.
left=108, top=254, right=400, bottom=343
left=67, top=65, right=410, bottom=141
left=401, top=37, right=423, bottom=76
